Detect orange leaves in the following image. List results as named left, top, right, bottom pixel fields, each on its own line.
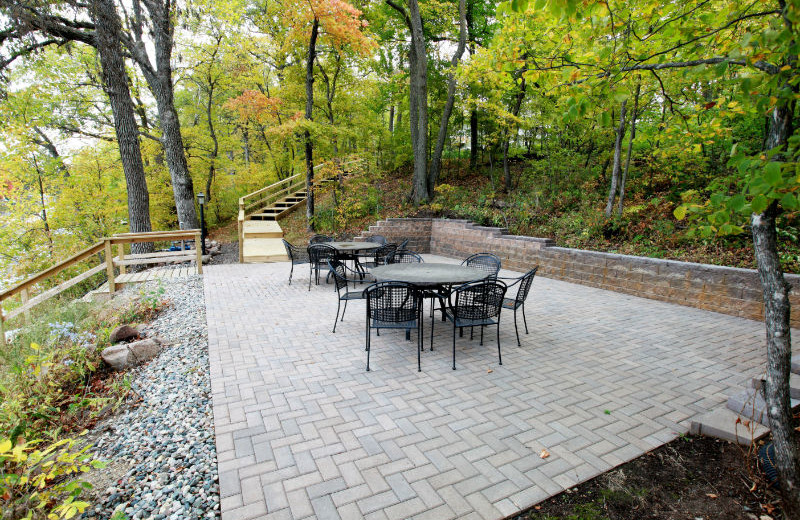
left=224, top=91, right=283, bottom=123
left=283, top=0, right=375, bottom=56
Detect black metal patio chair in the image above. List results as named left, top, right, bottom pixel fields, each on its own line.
left=307, top=243, right=337, bottom=290
left=282, top=239, right=310, bottom=285
left=310, top=234, right=334, bottom=244
left=328, top=259, right=367, bottom=333
left=365, top=235, right=387, bottom=245
left=361, top=243, right=398, bottom=269
left=364, top=281, right=424, bottom=372
left=432, top=279, right=507, bottom=370
left=461, top=252, right=502, bottom=278
left=387, top=249, right=424, bottom=264
left=500, top=266, right=538, bottom=346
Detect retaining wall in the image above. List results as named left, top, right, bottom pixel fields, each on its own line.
left=359, top=218, right=800, bottom=327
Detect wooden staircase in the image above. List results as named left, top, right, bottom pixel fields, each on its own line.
left=238, top=158, right=367, bottom=263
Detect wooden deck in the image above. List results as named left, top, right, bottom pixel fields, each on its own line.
left=117, top=265, right=196, bottom=283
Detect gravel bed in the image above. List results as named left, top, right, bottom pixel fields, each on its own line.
left=84, top=276, right=219, bottom=520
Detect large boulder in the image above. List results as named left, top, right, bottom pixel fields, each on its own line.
left=109, top=325, right=139, bottom=344
left=101, top=338, right=162, bottom=370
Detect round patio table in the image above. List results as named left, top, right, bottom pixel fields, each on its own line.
left=370, top=263, right=486, bottom=286
left=328, top=241, right=381, bottom=253
left=328, top=241, right=381, bottom=278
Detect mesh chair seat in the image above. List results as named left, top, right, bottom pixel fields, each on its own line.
left=387, top=249, right=424, bottom=264
left=365, top=281, right=424, bottom=372
left=328, top=259, right=367, bottom=333
left=282, top=239, right=310, bottom=285
left=310, top=234, right=334, bottom=244
left=461, top=253, right=501, bottom=277
left=499, top=266, right=538, bottom=346
left=432, top=279, right=507, bottom=370
left=362, top=243, right=398, bottom=269
left=308, top=243, right=337, bottom=290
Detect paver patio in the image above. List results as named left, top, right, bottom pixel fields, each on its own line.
left=203, top=254, right=777, bottom=520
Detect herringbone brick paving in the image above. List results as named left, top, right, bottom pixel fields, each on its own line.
left=204, top=255, right=781, bottom=520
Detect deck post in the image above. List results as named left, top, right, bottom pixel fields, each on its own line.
left=20, top=289, right=30, bottom=325
left=195, top=231, right=203, bottom=274
left=117, top=243, right=127, bottom=275
left=104, top=239, right=116, bottom=294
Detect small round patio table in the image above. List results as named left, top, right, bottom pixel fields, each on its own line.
left=329, top=241, right=381, bottom=278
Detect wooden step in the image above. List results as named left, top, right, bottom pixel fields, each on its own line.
left=243, top=220, right=283, bottom=239
left=242, top=238, right=288, bottom=263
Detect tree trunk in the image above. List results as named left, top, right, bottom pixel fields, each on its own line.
left=388, top=105, right=395, bottom=133
left=617, top=82, right=640, bottom=216
left=754, top=94, right=800, bottom=516
left=205, top=76, right=218, bottom=205
left=403, top=0, right=429, bottom=204
left=305, top=18, right=319, bottom=231
left=126, top=0, right=197, bottom=230
left=604, top=99, right=627, bottom=217
left=89, top=0, right=152, bottom=252
left=32, top=156, right=54, bottom=258
left=427, top=0, right=466, bottom=196
left=503, top=77, right=527, bottom=193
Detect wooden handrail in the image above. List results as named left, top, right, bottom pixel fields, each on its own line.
left=0, top=241, right=105, bottom=302
left=0, top=229, right=204, bottom=347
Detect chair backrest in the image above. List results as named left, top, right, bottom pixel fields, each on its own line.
left=282, top=239, right=308, bottom=263
left=450, top=279, right=507, bottom=320
left=365, top=235, right=387, bottom=245
left=514, top=266, right=538, bottom=305
left=308, top=243, right=337, bottom=264
left=365, top=282, right=421, bottom=324
left=397, top=238, right=409, bottom=250
left=462, top=253, right=501, bottom=276
left=327, top=259, right=349, bottom=294
left=310, top=234, right=334, bottom=244
left=372, top=243, right=398, bottom=262
left=387, top=249, right=424, bottom=264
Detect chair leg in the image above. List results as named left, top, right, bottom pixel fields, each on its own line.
left=342, top=299, right=348, bottom=322
left=497, top=322, right=502, bottom=365
left=522, top=303, right=529, bottom=334
left=470, top=326, right=474, bottom=340
left=333, top=299, right=341, bottom=333
left=513, top=309, right=521, bottom=347
left=416, top=323, right=422, bottom=372
left=366, top=321, right=371, bottom=371
left=289, top=263, right=294, bottom=285
left=452, top=323, right=457, bottom=370
left=480, top=325, right=484, bottom=346
left=308, top=264, right=313, bottom=291
left=429, top=312, right=435, bottom=351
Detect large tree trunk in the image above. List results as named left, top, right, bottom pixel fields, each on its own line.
left=604, top=99, right=627, bottom=217
left=406, top=0, right=429, bottom=204
left=305, top=18, right=319, bottom=231
left=126, top=0, right=198, bottom=230
left=427, top=0, right=466, bottom=196
left=617, top=82, right=640, bottom=216
left=502, top=77, right=526, bottom=192
left=754, top=96, right=800, bottom=516
left=466, top=0, right=479, bottom=171
left=388, top=105, right=395, bottom=133
left=89, top=0, right=152, bottom=252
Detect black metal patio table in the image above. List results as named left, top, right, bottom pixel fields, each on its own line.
left=329, top=241, right=381, bottom=278
left=370, top=263, right=487, bottom=318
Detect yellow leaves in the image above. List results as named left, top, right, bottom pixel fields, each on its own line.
left=569, top=70, right=581, bottom=82
left=0, top=438, right=11, bottom=454
left=780, top=65, right=791, bottom=72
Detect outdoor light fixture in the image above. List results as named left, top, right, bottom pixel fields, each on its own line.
left=197, top=192, right=207, bottom=255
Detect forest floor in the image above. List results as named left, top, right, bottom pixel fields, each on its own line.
left=513, top=435, right=786, bottom=520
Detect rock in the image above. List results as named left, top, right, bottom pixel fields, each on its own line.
left=101, top=338, right=162, bottom=370
left=110, top=325, right=139, bottom=344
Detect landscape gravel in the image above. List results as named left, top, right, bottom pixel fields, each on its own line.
left=84, top=276, right=220, bottom=520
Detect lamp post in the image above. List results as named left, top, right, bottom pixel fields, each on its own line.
left=197, top=192, right=207, bottom=255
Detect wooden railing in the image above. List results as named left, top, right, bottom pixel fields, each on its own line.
left=0, top=229, right=202, bottom=347
left=237, top=157, right=367, bottom=262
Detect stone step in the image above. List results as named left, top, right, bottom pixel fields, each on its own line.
left=749, top=373, right=800, bottom=400
left=727, top=387, right=800, bottom=426
left=690, top=407, right=770, bottom=446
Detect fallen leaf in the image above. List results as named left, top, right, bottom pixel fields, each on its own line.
left=539, top=449, right=550, bottom=459
left=487, top=369, right=493, bottom=373
left=706, top=493, right=717, bottom=499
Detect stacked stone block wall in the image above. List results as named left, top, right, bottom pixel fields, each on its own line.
left=362, top=218, right=800, bottom=327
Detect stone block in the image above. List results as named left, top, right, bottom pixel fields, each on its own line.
left=749, top=374, right=800, bottom=400
left=689, top=408, right=770, bottom=446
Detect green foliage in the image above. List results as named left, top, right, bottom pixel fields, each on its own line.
left=0, top=436, right=104, bottom=520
